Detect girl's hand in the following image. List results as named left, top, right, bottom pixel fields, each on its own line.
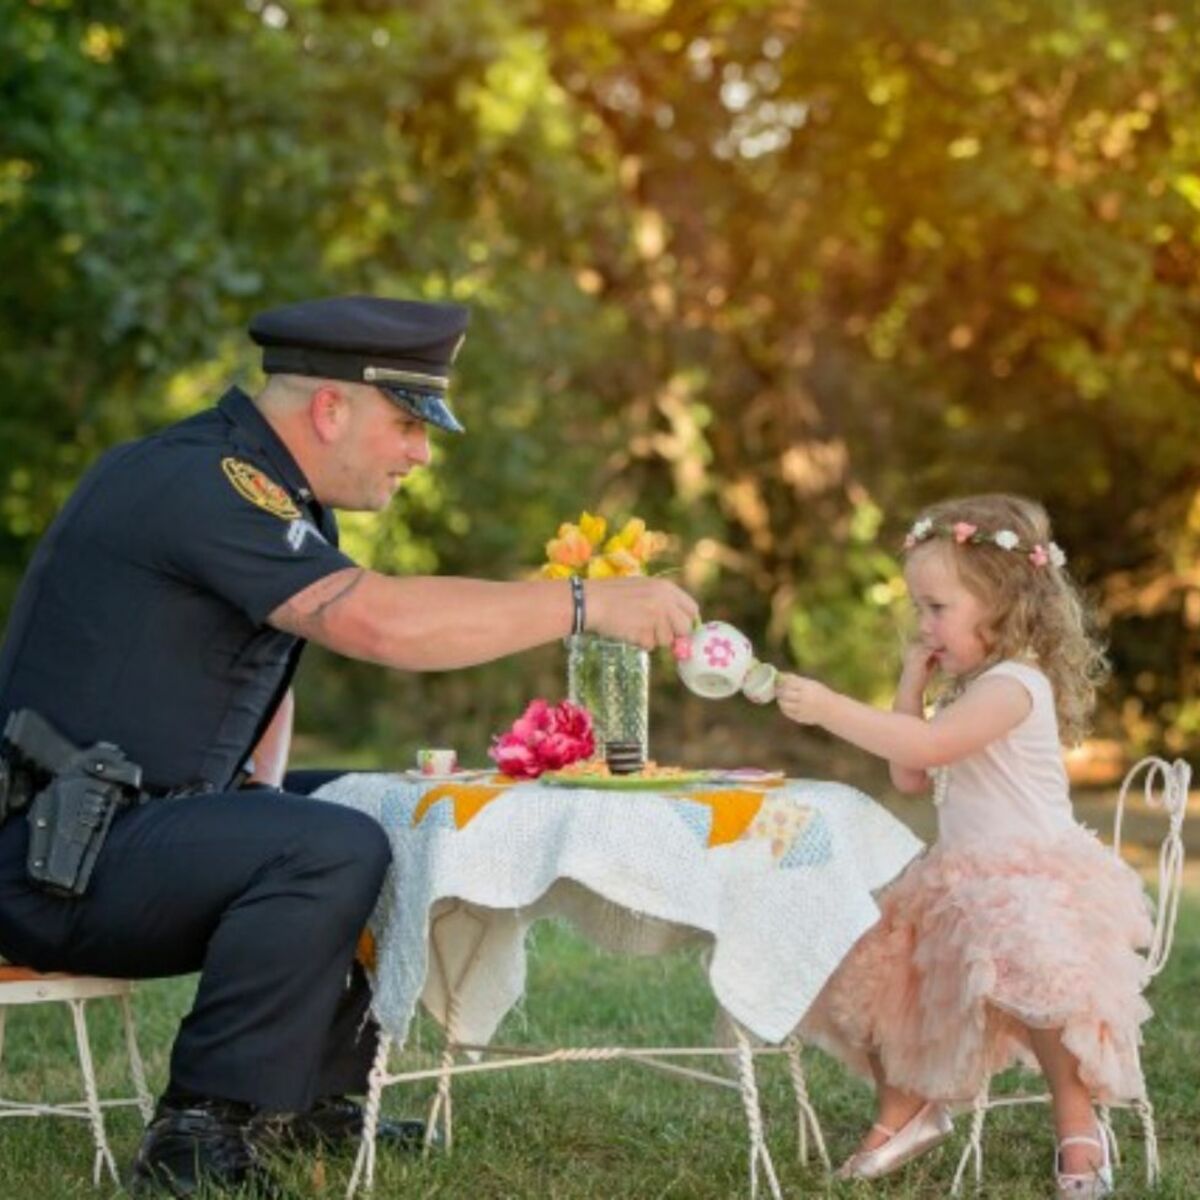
left=899, top=644, right=938, bottom=696
left=775, top=672, right=830, bottom=726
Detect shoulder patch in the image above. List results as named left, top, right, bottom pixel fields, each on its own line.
left=221, top=457, right=301, bottom=521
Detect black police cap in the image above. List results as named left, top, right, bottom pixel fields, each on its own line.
left=248, top=295, right=470, bottom=433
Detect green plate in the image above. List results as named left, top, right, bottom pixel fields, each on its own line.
left=539, top=770, right=713, bottom=791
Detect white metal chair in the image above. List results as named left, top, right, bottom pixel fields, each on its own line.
left=950, top=755, right=1192, bottom=1194
left=0, top=959, right=154, bottom=1185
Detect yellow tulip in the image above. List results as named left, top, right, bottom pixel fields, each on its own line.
left=601, top=548, right=642, bottom=576
left=578, top=511, right=607, bottom=548
left=586, top=556, right=617, bottom=578
left=540, top=562, right=575, bottom=580
left=604, top=517, right=646, bottom=555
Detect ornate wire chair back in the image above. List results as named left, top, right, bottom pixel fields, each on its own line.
left=1111, top=756, right=1192, bottom=979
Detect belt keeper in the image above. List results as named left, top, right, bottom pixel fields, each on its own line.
left=569, top=575, right=586, bottom=636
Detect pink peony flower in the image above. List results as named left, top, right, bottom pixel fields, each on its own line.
left=672, top=634, right=693, bottom=662
left=488, top=698, right=596, bottom=779
left=1029, top=543, right=1050, bottom=567
left=548, top=701, right=594, bottom=744
left=490, top=734, right=542, bottom=779
left=952, top=521, right=978, bottom=544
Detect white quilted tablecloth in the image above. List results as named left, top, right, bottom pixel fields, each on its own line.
left=314, top=774, right=923, bottom=1048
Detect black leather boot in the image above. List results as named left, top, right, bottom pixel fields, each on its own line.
left=130, top=1097, right=282, bottom=1198
left=253, top=1094, right=428, bottom=1154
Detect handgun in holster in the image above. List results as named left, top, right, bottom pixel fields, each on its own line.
left=2, top=709, right=143, bottom=899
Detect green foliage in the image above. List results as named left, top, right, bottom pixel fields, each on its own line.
left=2, top=0, right=1199, bottom=758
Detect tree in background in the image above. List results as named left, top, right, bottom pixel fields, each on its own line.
left=2, top=0, right=1198, bottom=761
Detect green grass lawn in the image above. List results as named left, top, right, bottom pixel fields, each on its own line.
left=1, top=898, right=1197, bottom=1199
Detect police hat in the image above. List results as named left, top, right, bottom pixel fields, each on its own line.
left=248, top=295, right=470, bottom=433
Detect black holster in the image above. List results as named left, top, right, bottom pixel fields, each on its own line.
left=1, top=709, right=143, bottom=899
left=26, top=771, right=131, bottom=898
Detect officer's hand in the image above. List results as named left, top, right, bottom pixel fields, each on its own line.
left=585, top=577, right=699, bottom=651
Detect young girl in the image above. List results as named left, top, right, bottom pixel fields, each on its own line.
left=776, top=494, right=1153, bottom=1199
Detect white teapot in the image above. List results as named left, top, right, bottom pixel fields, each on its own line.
left=673, top=620, right=778, bottom=704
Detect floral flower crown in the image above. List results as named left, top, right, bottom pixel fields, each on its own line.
left=903, top=518, right=1067, bottom=569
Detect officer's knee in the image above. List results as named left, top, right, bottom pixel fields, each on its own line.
left=339, top=810, right=391, bottom=883
left=302, top=807, right=391, bottom=911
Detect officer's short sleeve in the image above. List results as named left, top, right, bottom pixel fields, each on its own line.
left=155, top=452, right=358, bottom=625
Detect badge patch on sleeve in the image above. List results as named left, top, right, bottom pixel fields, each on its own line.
left=221, top=458, right=301, bottom=521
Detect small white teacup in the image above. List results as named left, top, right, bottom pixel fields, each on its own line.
left=742, top=661, right=779, bottom=705
left=416, top=747, right=458, bottom=776
left=675, top=621, right=756, bottom=699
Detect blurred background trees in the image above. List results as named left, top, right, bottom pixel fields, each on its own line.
left=3, top=0, right=1199, bottom=770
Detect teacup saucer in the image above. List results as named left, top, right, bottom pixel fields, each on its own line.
left=399, top=768, right=493, bottom=784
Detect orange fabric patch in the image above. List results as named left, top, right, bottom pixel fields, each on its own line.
left=412, top=779, right=516, bottom=829
left=355, top=929, right=377, bottom=973
left=687, top=789, right=768, bottom=846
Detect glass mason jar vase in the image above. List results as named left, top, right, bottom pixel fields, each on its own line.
left=565, top=633, right=650, bottom=761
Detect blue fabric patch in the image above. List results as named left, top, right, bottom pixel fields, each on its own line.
left=780, top=811, right=833, bottom=868
left=669, top=799, right=714, bottom=846
left=376, top=785, right=424, bottom=826
left=413, top=797, right=457, bottom=832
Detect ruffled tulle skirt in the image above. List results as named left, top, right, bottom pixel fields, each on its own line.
left=800, top=825, right=1155, bottom=1104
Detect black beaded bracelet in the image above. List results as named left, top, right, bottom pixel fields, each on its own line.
left=569, top=575, right=586, bottom=636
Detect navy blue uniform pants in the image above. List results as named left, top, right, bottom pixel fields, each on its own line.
left=0, top=771, right=390, bottom=1113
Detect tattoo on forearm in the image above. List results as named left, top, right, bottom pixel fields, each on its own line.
left=273, top=569, right=365, bottom=636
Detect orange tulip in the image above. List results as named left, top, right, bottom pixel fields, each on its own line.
left=545, top=525, right=593, bottom=570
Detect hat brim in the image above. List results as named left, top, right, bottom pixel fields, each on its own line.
left=375, top=383, right=465, bottom=434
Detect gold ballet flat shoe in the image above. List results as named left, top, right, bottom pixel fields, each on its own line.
left=1055, top=1129, right=1114, bottom=1199
left=834, top=1101, right=954, bottom=1181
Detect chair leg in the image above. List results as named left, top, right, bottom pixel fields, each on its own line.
left=119, top=993, right=154, bottom=1122
left=1098, top=1103, right=1120, bottom=1168
left=951, top=1085, right=990, bottom=1196
left=1134, top=1097, right=1159, bottom=1186
left=68, top=998, right=119, bottom=1186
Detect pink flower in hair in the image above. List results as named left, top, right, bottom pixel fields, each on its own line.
left=952, top=522, right=978, bottom=544
left=903, top=533, right=917, bottom=549
left=1029, top=544, right=1050, bottom=568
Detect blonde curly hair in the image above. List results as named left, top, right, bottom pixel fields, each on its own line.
left=903, top=494, right=1109, bottom=745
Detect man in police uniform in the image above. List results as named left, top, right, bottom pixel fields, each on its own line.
left=0, top=295, right=698, bottom=1196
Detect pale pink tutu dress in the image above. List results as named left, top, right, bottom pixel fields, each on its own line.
left=801, top=661, right=1154, bottom=1104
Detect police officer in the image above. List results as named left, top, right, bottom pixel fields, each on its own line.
left=0, top=295, right=698, bottom=1196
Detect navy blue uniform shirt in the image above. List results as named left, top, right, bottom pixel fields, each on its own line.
left=0, top=387, right=356, bottom=792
